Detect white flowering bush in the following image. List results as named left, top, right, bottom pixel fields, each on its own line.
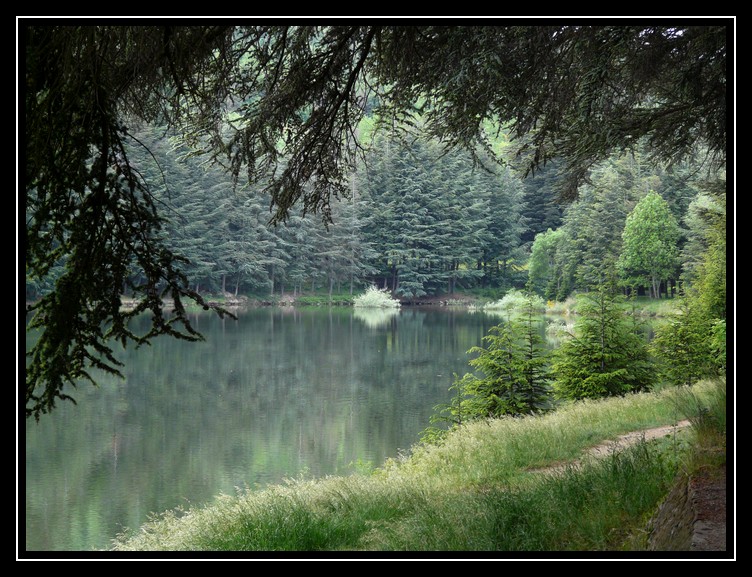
left=353, top=286, right=401, bottom=308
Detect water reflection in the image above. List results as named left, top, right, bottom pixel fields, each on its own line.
left=353, top=307, right=400, bottom=328
left=25, top=306, right=499, bottom=551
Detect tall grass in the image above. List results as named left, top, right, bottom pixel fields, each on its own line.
left=392, top=388, right=688, bottom=485
left=667, top=378, right=727, bottom=473
left=483, top=289, right=546, bottom=317
left=365, top=441, right=680, bottom=551
left=110, top=381, right=720, bottom=553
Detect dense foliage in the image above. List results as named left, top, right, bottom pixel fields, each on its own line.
left=357, top=135, right=526, bottom=297
left=650, top=297, right=716, bottom=387
left=528, top=151, right=724, bottom=302
left=618, top=191, right=681, bottom=298
left=24, top=22, right=729, bottom=417
left=552, top=287, right=655, bottom=400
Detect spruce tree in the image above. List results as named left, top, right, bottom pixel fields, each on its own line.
left=650, top=296, right=715, bottom=387
left=552, top=285, right=654, bottom=400
left=455, top=291, right=552, bottom=419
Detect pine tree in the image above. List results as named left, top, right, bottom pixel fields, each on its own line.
left=553, top=285, right=654, bottom=400
left=650, top=296, right=715, bottom=387
left=477, top=164, right=527, bottom=290
left=358, top=135, right=508, bottom=298
left=455, top=292, right=552, bottom=419
left=519, top=159, right=565, bottom=245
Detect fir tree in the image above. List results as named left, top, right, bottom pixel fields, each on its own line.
left=456, top=292, right=551, bottom=419
left=650, top=296, right=715, bottom=387
left=553, top=285, right=654, bottom=400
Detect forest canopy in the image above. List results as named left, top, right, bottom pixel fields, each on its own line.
left=22, top=21, right=730, bottom=418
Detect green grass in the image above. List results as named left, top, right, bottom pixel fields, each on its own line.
left=293, top=293, right=355, bottom=306
left=364, top=440, right=682, bottom=552
left=109, top=379, right=724, bottom=552
left=625, top=296, right=680, bottom=317
left=669, top=378, right=727, bottom=474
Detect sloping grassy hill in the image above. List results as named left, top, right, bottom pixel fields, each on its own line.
left=109, top=380, right=725, bottom=554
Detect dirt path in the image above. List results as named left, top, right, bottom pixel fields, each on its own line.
left=529, top=420, right=728, bottom=553
left=529, top=420, right=691, bottom=475
left=586, top=420, right=691, bottom=457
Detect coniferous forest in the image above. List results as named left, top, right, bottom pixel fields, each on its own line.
left=25, top=122, right=722, bottom=307
left=25, top=24, right=729, bottom=420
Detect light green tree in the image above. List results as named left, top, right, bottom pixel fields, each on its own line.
left=528, top=228, right=566, bottom=300
left=617, top=191, right=680, bottom=298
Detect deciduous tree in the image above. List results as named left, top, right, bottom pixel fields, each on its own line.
left=617, top=191, right=681, bottom=298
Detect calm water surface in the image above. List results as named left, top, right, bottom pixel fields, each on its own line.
left=25, top=306, right=502, bottom=551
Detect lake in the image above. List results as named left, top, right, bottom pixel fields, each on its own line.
left=24, top=306, right=505, bottom=551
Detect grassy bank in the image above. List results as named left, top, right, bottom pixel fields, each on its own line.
left=117, top=290, right=680, bottom=318
left=109, top=380, right=724, bottom=553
